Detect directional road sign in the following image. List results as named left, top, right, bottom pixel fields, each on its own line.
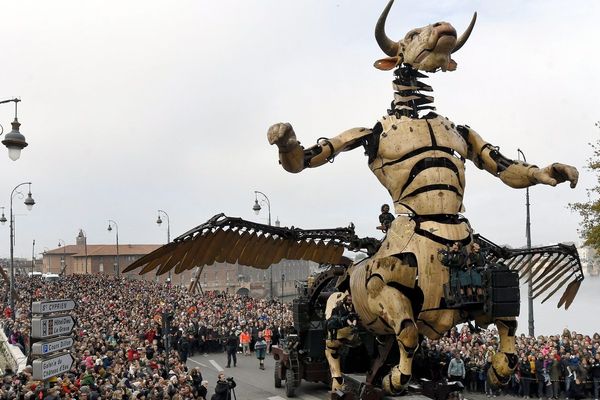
left=32, top=352, right=74, bottom=380
left=31, top=336, right=74, bottom=356
left=32, top=299, right=76, bottom=314
left=31, top=315, right=75, bottom=339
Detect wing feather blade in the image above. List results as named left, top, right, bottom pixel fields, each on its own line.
left=123, top=242, right=180, bottom=273
left=195, top=229, right=229, bottom=268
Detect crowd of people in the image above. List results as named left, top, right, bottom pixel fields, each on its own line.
left=1, top=274, right=599, bottom=400
left=419, top=325, right=600, bottom=400
left=1, top=275, right=293, bottom=399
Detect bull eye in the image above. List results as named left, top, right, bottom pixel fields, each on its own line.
left=406, top=31, right=419, bottom=41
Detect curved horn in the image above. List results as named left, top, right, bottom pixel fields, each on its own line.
left=452, top=12, right=477, bottom=54
left=375, top=0, right=399, bottom=57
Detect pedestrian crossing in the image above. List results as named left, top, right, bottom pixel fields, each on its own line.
left=209, top=359, right=224, bottom=371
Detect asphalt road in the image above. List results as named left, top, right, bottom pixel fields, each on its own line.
left=187, top=351, right=330, bottom=400
left=186, top=352, right=512, bottom=400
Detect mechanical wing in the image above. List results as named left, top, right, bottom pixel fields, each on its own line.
left=475, top=234, right=584, bottom=310
left=123, top=213, right=379, bottom=276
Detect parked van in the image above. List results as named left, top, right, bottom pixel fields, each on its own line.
left=42, top=273, right=60, bottom=282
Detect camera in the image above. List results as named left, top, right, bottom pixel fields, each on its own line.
left=226, top=377, right=235, bottom=383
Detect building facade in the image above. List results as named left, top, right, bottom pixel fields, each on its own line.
left=38, top=231, right=315, bottom=294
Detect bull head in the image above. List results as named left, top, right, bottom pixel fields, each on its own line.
left=374, top=0, right=476, bottom=72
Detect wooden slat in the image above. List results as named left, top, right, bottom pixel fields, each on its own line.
left=214, top=230, right=240, bottom=264
left=225, top=231, right=256, bottom=265
left=531, top=254, right=566, bottom=285
left=238, top=234, right=270, bottom=267
left=195, top=229, right=228, bottom=268
left=539, top=272, right=575, bottom=304
left=123, top=241, right=180, bottom=273
left=181, top=230, right=220, bottom=272
left=253, top=237, right=282, bottom=269
left=532, top=260, right=573, bottom=294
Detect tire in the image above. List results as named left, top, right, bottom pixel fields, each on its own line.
left=285, top=367, right=296, bottom=397
left=274, top=361, right=282, bottom=388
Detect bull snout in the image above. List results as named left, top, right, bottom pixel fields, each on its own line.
left=429, top=22, right=457, bottom=52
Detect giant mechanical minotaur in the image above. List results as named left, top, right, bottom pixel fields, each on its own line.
left=267, top=0, right=579, bottom=394
left=123, top=0, right=583, bottom=396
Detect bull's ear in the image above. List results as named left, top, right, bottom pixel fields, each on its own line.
left=374, top=56, right=400, bottom=70
left=447, top=58, right=457, bottom=71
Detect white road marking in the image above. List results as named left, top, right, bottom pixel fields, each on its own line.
left=209, top=359, right=223, bottom=371
left=187, top=358, right=208, bottom=368
left=301, top=395, right=323, bottom=400
left=268, top=397, right=286, bottom=400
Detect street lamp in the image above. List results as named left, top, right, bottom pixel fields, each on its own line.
left=156, top=210, right=171, bottom=282
left=0, top=98, right=28, bottom=161
left=107, top=220, right=120, bottom=277
left=9, top=182, right=35, bottom=320
left=252, top=190, right=273, bottom=296
left=252, top=191, right=271, bottom=226
left=517, top=148, right=534, bottom=337
left=57, top=239, right=67, bottom=275
left=31, top=239, right=35, bottom=276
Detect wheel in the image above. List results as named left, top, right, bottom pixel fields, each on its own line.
left=285, top=367, right=296, bottom=397
left=274, top=361, right=282, bottom=388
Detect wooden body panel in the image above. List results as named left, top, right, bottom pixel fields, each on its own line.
left=370, top=114, right=467, bottom=215
left=349, top=215, right=472, bottom=339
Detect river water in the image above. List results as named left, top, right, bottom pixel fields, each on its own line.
left=516, top=275, right=600, bottom=336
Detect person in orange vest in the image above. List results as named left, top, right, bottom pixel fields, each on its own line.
left=263, top=327, right=273, bottom=354
left=240, top=329, right=251, bottom=356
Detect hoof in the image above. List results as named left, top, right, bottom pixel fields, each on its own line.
left=488, top=352, right=516, bottom=387
left=331, top=376, right=344, bottom=392
left=381, top=366, right=409, bottom=395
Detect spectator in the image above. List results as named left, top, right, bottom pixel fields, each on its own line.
left=240, top=329, right=251, bottom=356
left=255, top=331, right=268, bottom=370
left=211, top=372, right=235, bottom=400
left=225, top=331, right=238, bottom=368
left=448, top=352, right=466, bottom=383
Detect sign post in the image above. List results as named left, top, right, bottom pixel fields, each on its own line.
left=31, top=337, right=74, bottom=356
left=32, top=300, right=76, bottom=314
left=30, top=298, right=76, bottom=383
left=31, top=315, right=75, bottom=339
left=32, top=352, right=74, bottom=381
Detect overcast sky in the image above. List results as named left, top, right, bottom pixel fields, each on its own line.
left=1, top=0, right=599, bottom=266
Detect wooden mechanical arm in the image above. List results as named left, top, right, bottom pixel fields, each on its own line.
left=268, top=122, right=372, bottom=173
left=458, top=125, right=579, bottom=189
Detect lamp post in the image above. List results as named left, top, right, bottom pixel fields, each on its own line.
left=9, top=182, right=35, bottom=320
left=107, top=220, right=120, bottom=277
left=252, top=190, right=273, bottom=297
left=31, top=239, right=35, bottom=276
left=57, top=239, right=67, bottom=275
left=0, top=98, right=28, bottom=161
left=517, top=149, right=534, bottom=337
left=156, top=210, right=171, bottom=282
left=281, top=273, right=285, bottom=298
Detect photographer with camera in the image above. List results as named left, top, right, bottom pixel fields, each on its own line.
left=211, top=372, right=236, bottom=400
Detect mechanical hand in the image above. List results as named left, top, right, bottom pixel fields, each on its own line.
left=267, top=122, right=305, bottom=173
left=531, top=163, right=579, bottom=188
left=267, top=122, right=301, bottom=153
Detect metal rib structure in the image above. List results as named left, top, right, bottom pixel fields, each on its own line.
left=390, top=66, right=435, bottom=118
left=123, top=213, right=380, bottom=275
left=475, top=234, right=584, bottom=309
